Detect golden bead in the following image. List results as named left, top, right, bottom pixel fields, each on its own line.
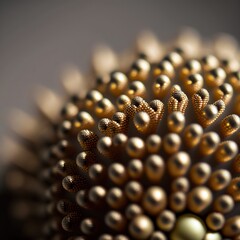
left=215, top=140, right=238, bottom=163
left=167, top=111, right=185, bottom=133
left=205, top=67, right=226, bottom=87
left=170, top=214, right=206, bottom=240
left=116, top=94, right=131, bottom=111
left=227, top=177, right=240, bottom=201
left=125, top=181, right=143, bottom=202
left=127, top=81, right=146, bottom=98
left=85, top=90, right=103, bottom=108
left=213, top=83, right=233, bottom=105
left=198, top=132, right=220, bottom=156
left=88, top=163, right=105, bottom=182
left=150, top=231, right=167, bottom=240
left=146, top=134, right=162, bottom=153
left=153, top=60, right=175, bottom=79
left=201, top=55, right=219, bottom=71
left=114, top=234, right=129, bottom=240
left=133, top=111, right=150, bottom=133
left=189, top=162, right=211, bottom=185
left=125, top=204, right=143, bottom=220
left=221, top=114, right=240, bottom=137
left=164, top=51, right=184, bottom=68
left=233, top=154, right=240, bottom=173
left=142, top=187, right=167, bottom=215
left=145, top=154, right=165, bottom=182
left=105, top=211, right=125, bottom=232
left=109, top=72, right=128, bottom=96
left=213, top=194, right=234, bottom=213
left=163, top=133, right=181, bottom=154
left=204, top=232, right=222, bottom=240
left=97, top=136, right=113, bottom=157
left=187, top=186, right=212, bottom=213
left=229, top=71, right=240, bottom=92
left=167, top=152, right=191, bottom=178
left=180, top=59, right=202, bottom=79
left=129, top=215, right=154, bottom=240
left=129, top=58, right=151, bottom=81
left=156, top=210, right=176, bottom=231
left=169, top=191, right=186, bottom=212
left=183, top=123, right=203, bottom=148
left=80, top=218, right=96, bottom=235
left=171, top=177, right=189, bottom=193
left=95, top=98, right=115, bottom=118
left=152, top=75, right=171, bottom=99
left=99, top=234, right=113, bottom=240
left=126, top=137, right=145, bottom=158
left=108, top=163, right=128, bottom=185
left=183, top=73, right=203, bottom=95
left=127, top=159, right=143, bottom=179
left=208, top=169, right=231, bottom=191
left=88, top=186, right=106, bottom=205
left=206, top=212, right=225, bottom=231
left=222, top=216, right=240, bottom=237
left=107, top=187, right=126, bottom=209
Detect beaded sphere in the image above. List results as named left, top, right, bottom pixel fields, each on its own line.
left=3, top=29, right=240, bottom=240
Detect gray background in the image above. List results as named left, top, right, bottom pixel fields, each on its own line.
left=1, top=0, right=240, bottom=138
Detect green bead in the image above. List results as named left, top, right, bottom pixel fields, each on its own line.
left=170, top=214, right=206, bottom=240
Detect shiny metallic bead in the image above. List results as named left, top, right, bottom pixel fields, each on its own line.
left=167, top=111, right=185, bottom=133
left=152, top=75, right=171, bottom=99
left=107, top=187, right=126, bottom=209
left=180, top=59, right=202, bottom=79
left=163, top=133, right=181, bottom=155
left=205, top=67, right=226, bottom=87
left=183, top=123, right=203, bottom=148
left=88, top=186, right=106, bottom=205
left=125, top=181, right=143, bottom=202
left=215, top=140, right=238, bottom=163
left=189, top=162, right=211, bottom=185
left=213, top=194, right=234, bottom=213
left=126, top=137, right=145, bottom=158
left=80, top=218, right=97, bottom=235
left=167, top=151, right=191, bottom=178
left=99, top=234, right=113, bottom=240
left=208, top=169, right=231, bottom=191
left=142, top=186, right=167, bottom=215
left=198, top=132, right=220, bottom=156
left=116, top=94, right=131, bottom=111
left=213, top=83, right=233, bottom=105
left=85, top=90, right=103, bottom=108
left=125, top=204, right=143, bottom=220
left=187, top=186, right=212, bottom=213
left=220, top=114, right=240, bottom=137
left=105, top=211, right=125, bottom=232
left=108, top=163, right=128, bottom=185
left=171, top=177, right=189, bottom=193
left=145, top=154, right=165, bottom=182
left=146, top=134, right=162, bottom=153
left=183, top=73, right=203, bottom=95
left=129, top=215, right=154, bottom=240
left=127, top=81, right=146, bottom=98
left=203, top=232, right=222, bottom=240
left=127, top=159, right=143, bottom=179
left=133, top=111, right=150, bottom=133
left=229, top=70, right=240, bottom=91
left=170, top=214, right=206, bottom=240
left=233, top=154, right=240, bottom=173
left=227, top=177, right=240, bottom=201
left=109, top=72, right=128, bottom=96
left=222, top=216, right=240, bottom=237
left=206, top=212, right=225, bottom=231
left=156, top=210, right=176, bottom=231
left=88, top=163, right=105, bottom=182
left=150, top=231, right=167, bottom=240
left=129, top=58, right=151, bottom=81
left=164, top=51, right=184, bottom=68
left=201, top=55, right=219, bottom=71
left=169, top=191, right=186, bottom=212
left=153, top=60, right=175, bottom=79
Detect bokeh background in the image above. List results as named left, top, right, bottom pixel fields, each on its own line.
left=0, top=0, right=240, bottom=239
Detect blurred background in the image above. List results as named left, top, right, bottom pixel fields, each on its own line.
left=0, top=0, right=240, bottom=238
